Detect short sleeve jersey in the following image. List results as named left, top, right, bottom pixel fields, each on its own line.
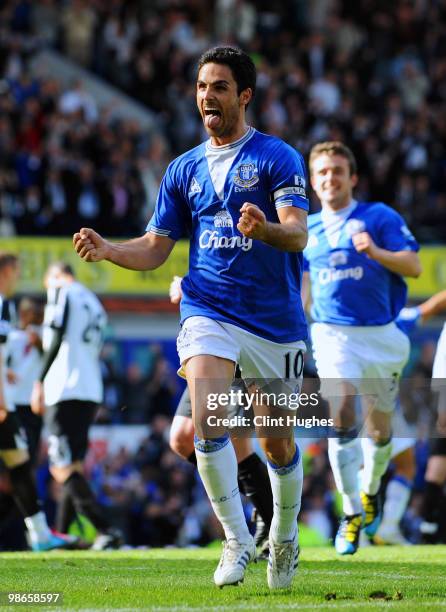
left=147, top=128, right=309, bottom=343
left=303, top=202, right=419, bottom=325
left=43, top=281, right=107, bottom=405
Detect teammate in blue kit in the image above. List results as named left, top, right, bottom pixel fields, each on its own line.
left=73, top=47, right=308, bottom=589
left=302, top=141, right=421, bottom=555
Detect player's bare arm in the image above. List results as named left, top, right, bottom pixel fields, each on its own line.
left=237, top=203, right=307, bottom=252
left=418, top=289, right=446, bottom=320
left=352, top=231, right=421, bottom=277
left=30, top=380, right=45, bottom=416
left=73, top=229, right=176, bottom=271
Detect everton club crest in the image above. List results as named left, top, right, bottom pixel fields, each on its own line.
left=233, top=163, right=259, bottom=189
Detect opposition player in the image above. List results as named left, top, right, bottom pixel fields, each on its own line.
left=303, top=141, right=421, bottom=555
left=74, top=46, right=308, bottom=589
left=6, top=297, right=44, bottom=463
left=0, top=297, right=45, bottom=543
left=0, top=253, right=73, bottom=551
left=169, top=276, right=273, bottom=557
left=31, top=263, right=122, bottom=550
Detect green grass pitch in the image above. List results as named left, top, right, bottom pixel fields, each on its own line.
left=0, top=546, right=445, bottom=611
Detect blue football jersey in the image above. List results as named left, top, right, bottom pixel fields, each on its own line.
left=147, top=127, right=309, bottom=342
left=303, top=201, right=419, bottom=326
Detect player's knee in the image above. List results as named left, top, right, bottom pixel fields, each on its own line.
left=50, top=463, right=78, bottom=484
left=393, top=449, right=416, bottom=481
left=169, top=420, right=194, bottom=460
left=260, top=436, right=295, bottom=467
left=169, top=433, right=193, bottom=459
left=368, top=430, right=392, bottom=445
left=331, top=396, right=357, bottom=430
left=366, top=411, right=392, bottom=444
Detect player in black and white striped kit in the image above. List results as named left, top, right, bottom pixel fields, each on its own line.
left=0, top=252, right=74, bottom=551
left=31, top=262, right=122, bottom=550
left=5, top=297, right=45, bottom=464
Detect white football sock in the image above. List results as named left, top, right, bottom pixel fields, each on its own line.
left=328, top=437, right=362, bottom=515
left=195, top=435, right=250, bottom=542
left=267, top=445, right=303, bottom=542
left=361, top=437, right=392, bottom=496
left=24, top=511, right=52, bottom=544
left=381, top=476, right=412, bottom=527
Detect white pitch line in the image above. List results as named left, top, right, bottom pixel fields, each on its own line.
left=83, top=566, right=424, bottom=581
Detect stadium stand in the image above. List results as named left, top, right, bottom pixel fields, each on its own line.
left=1, top=0, right=445, bottom=240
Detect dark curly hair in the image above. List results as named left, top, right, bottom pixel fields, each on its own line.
left=197, top=46, right=256, bottom=100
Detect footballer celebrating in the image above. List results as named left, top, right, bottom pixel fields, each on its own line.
left=303, top=141, right=421, bottom=555
left=74, top=46, right=308, bottom=589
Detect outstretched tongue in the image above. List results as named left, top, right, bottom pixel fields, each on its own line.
left=205, top=113, right=221, bottom=129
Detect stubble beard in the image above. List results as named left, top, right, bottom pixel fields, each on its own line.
left=204, top=105, right=240, bottom=140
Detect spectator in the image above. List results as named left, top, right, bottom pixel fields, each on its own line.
left=60, top=0, right=96, bottom=67
left=0, top=0, right=445, bottom=239
left=59, top=80, right=98, bottom=124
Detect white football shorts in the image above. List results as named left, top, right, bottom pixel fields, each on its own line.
left=311, top=321, right=410, bottom=413
left=177, top=315, right=306, bottom=408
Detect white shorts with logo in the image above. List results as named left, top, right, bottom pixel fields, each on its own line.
left=177, top=316, right=306, bottom=409
left=311, top=321, right=410, bottom=413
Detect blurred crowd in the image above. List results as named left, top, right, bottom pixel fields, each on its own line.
left=0, top=70, right=155, bottom=236
left=98, top=340, right=181, bottom=425
left=1, top=0, right=446, bottom=240
left=33, top=416, right=434, bottom=548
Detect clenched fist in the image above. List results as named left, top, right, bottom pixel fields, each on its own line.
left=352, top=231, right=379, bottom=258
left=237, top=203, right=267, bottom=240
left=73, top=228, right=111, bottom=262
